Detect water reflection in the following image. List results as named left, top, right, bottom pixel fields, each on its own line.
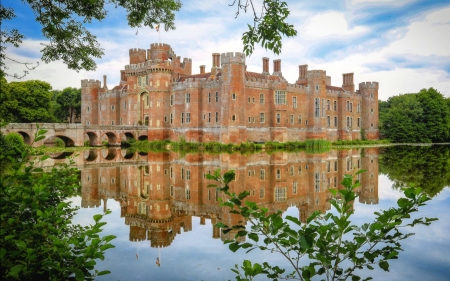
left=79, top=148, right=380, bottom=248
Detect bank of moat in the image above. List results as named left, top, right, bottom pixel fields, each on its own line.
left=82, top=43, right=379, bottom=144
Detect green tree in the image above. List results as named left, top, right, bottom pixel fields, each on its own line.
left=416, top=88, right=450, bottom=143
left=0, top=127, right=116, bottom=280
left=207, top=169, right=436, bottom=281
left=1, top=1, right=296, bottom=78
left=54, top=87, right=82, bottom=123
left=0, top=79, right=54, bottom=122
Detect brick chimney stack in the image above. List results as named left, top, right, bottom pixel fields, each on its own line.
left=262, top=57, right=269, bottom=74
left=200, top=65, right=205, bottom=74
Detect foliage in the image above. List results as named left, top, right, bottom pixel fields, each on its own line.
left=232, top=0, right=297, bottom=55
left=379, top=88, right=450, bottom=143
left=0, top=0, right=182, bottom=77
left=0, top=78, right=55, bottom=123
left=379, top=145, right=450, bottom=197
left=2, top=132, right=26, bottom=156
left=0, top=126, right=116, bottom=280
left=207, top=169, right=437, bottom=281
left=54, top=87, right=82, bottom=123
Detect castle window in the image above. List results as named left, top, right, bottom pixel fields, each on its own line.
left=327, top=161, right=331, bottom=172
left=157, top=120, right=160, bottom=127
left=146, top=75, right=148, bottom=86
left=350, top=102, right=353, bottom=112
left=371, top=123, right=374, bottom=127
left=260, top=169, right=265, bottom=180
left=186, top=113, right=191, bottom=123
left=208, top=113, right=211, bottom=123
left=290, top=114, right=294, bottom=124
left=232, top=115, right=236, bottom=121
left=144, top=116, right=149, bottom=126
left=170, top=167, right=173, bottom=178
left=170, top=95, right=173, bottom=106
left=185, top=188, right=190, bottom=200
left=357, top=117, right=360, bottom=127
left=232, top=93, right=236, bottom=100
left=186, top=93, right=190, bottom=103
left=260, top=94, right=264, bottom=104
left=181, top=167, right=184, bottom=179
left=371, top=108, right=374, bottom=113
left=334, top=100, right=337, bottom=111
left=181, top=113, right=184, bottom=124
left=252, top=117, right=255, bottom=123
left=290, top=166, right=294, bottom=176
left=120, top=117, right=122, bottom=125
left=326, top=100, right=330, bottom=110
left=86, top=121, right=90, bottom=125
left=335, top=161, right=338, bottom=171
left=215, top=112, right=219, bottom=122
left=334, top=116, right=338, bottom=127
left=357, top=103, right=361, bottom=113
left=111, top=121, right=114, bottom=125
left=186, top=169, right=191, bottom=180
left=322, top=99, right=326, bottom=117
left=208, top=92, right=211, bottom=102
left=347, top=101, right=350, bottom=111
left=305, top=120, right=309, bottom=125
left=298, top=115, right=302, bottom=124
left=260, top=113, right=265, bottom=123
left=124, top=101, right=127, bottom=109
left=248, top=97, right=251, bottom=103
left=170, top=113, right=173, bottom=124
left=164, top=116, right=167, bottom=122
left=274, top=187, right=286, bottom=201
left=315, top=85, right=319, bottom=91
left=146, top=96, right=149, bottom=106
left=252, top=98, right=255, bottom=103
left=248, top=117, right=251, bottom=123
left=165, top=82, right=168, bottom=87
left=370, top=93, right=374, bottom=98
left=260, top=188, right=265, bottom=198
left=111, top=105, right=115, bottom=111
left=276, top=169, right=281, bottom=179
left=276, top=113, right=281, bottom=124
left=315, top=173, right=320, bottom=192
left=293, top=182, right=298, bottom=194
left=293, top=96, right=297, bottom=108
left=215, top=91, right=219, bottom=102
left=87, top=106, right=90, bottom=112
left=327, top=116, right=331, bottom=127
left=274, top=91, right=286, bottom=104
left=298, top=166, right=302, bottom=175
left=315, top=98, right=320, bottom=117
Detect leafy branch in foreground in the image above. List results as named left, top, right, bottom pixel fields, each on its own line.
left=0, top=125, right=116, bottom=280
left=207, top=169, right=437, bottom=281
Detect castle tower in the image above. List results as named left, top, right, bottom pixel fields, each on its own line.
left=359, top=82, right=379, bottom=140
left=359, top=148, right=379, bottom=204
left=81, top=79, right=101, bottom=125
left=342, top=73, right=355, bottom=93
left=129, top=48, right=147, bottom=65
left=220, top=52, right=247, bottom=143
left=306, top=70, right=328, bottom=139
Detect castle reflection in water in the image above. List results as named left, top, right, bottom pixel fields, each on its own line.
left=77, top=148, right=379, bottom=248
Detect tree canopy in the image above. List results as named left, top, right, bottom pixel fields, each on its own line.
left=0, top=77, right=55, bottom=123
left=379, top=88, right=450, bottom=143
left=1, top=0, right=296, bottom=78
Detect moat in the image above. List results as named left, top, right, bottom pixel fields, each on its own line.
left=55, top=145, right=449, bottom=281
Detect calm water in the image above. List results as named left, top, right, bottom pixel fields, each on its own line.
left=61, top=145, right=450, bottom=281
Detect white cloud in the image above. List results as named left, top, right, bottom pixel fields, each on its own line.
left=303, top=11, right=368, bottom=39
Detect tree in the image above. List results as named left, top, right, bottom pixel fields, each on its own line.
left=54, top=87, right=81, bottom=123
left=0, top=127, right=116, bottom=280
left=0, top=78, right=54, bottom=122
left=207, top=170, right=436, bottom=281
left=1, top=0, right=296, bottom=78
left=379, top=88, right=450, bottom=143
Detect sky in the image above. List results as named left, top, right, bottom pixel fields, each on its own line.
left=2, top=0, right=450, bottom=101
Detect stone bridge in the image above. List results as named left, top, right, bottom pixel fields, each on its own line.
left=2, top=123, right=149, bottom=147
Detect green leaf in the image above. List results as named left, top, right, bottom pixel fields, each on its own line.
left=248, top=233, right=259, bottom=242
left=97, top=270, right=111, bottom=276
left=229, top=243, right=241, bottom=252
left=75, top=269, right=85, bottom=281
left=379, top=260, right=390, bottom=272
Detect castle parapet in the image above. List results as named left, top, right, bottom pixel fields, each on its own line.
left=81, top=79, right=101, bottom=88
left=359, top=81, right=379, bottom=89
left=221, top=52, right=245, bottom=64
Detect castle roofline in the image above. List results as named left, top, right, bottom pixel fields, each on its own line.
left=326, top=85, right=344, bottom=91
left=245, top=71, right=281, bottom=81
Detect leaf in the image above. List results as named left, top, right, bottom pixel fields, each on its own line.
left=229, top=243, right=241, bottom=252
left=75, top=269, right=85, bottom=281
left=97, top=270, right=111, bottom=276
left=285, top=215, right=301, bottom=226
left=379, top=260, right=390, bottom=272
left=248, top=233, right=259, bottom=242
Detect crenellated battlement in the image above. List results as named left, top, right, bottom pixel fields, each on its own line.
left=308, top=70, right=326, bottom=78
left=129, top=48, right=147, bottom=55
left=221, top=52, right=246, bottom=64
left=359, top=81, right=379, bottom=89
left=150, top=43, right=172, bottom=50
left=81, top=79, right=101, bottom=87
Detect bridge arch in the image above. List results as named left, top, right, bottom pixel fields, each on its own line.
left=85, top=132, right=99, bottom=146
left=101, top=132, right=118, bottom=146
left=17, top=131, right=31, bottom=145
left=57, top=135, right=75, bottom=147
left=121, top=149, right=135, bottom=160
left=102, top=148, right=118, bottom=161
left=84, top=150, right=98, bottom=162
left=138, top=135, right=148, bottom=141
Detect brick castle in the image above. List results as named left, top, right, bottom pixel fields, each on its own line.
left=81, top=43, right=379, bottom=143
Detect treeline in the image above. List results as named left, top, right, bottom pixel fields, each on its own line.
left=0, top=77, right=81, bottom=123
left=379, top=88, right=450, bottom=143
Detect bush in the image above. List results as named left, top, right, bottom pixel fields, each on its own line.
left=0, top=127, right=115, bottom=280
left=4, top=132, right=26, bottom=154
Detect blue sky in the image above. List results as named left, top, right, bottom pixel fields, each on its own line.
left=2, top=0, right=450, bottom=100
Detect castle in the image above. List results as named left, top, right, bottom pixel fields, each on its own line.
left=81, top=43, right=379, bottom=143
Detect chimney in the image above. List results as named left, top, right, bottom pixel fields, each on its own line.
left=262, top=57, right=269, bottom=74
left=212, top=53, right=220, bottom=68
left=103, top=75, right=107, bottom=89
left=299, top=64, right=308, bottom=79
left=273, top=59, right=281, bottom=74
left=342, top=73, right=355, bottom=93
left=200, top=65, right=205, bottom=74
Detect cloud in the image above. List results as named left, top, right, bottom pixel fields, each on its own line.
left=303, top=11, right=368, bottom=39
